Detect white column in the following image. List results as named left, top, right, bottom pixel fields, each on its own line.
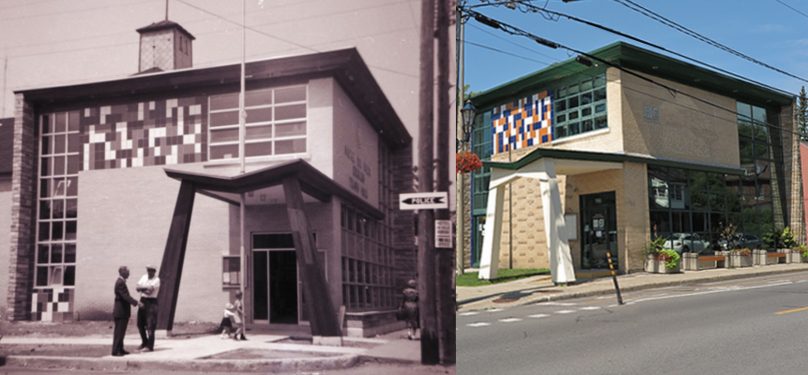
left=478, top=184, right=505, bottom=280
left=536, top=160, right=576, bottom=284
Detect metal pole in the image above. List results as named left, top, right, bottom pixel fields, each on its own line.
left=238, top=0, right=248, bottom=330
left=605, top=250, right=623, bottom=305
left=417, top=0, right=438, bottom=365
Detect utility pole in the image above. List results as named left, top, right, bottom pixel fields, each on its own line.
left=455, top=1, right=465, bottom=275
left=435, top=0, right=454, bottom=365
left=417, top=0, right=438, bottom=365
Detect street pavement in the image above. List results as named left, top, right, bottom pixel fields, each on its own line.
left=458, top=262, right=808, bottom=311
left=0, top=328, right=451, bottom=374
left=458, top=267, right=808, bottom=375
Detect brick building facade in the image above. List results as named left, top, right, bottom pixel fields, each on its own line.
left=464, top=42, right=804, bottom=280
left=3, top=20, right=416, bottom=337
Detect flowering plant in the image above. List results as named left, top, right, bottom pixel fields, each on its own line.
left=730, top=248, right=752, bottom=257
left=456, top=151, right=483, bottom=173
left=656, top=249, right=681, bottom=270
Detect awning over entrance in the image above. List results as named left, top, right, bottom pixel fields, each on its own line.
left=478, top=150, right=625, bottom=285
left=156, top=159, right=362, bottom=338
left=163, top=159, right=382, bottom=218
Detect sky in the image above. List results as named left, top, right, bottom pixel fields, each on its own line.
left=0, top=0, right=422, bottom=135
left=461, top=0, right=808, bottom=98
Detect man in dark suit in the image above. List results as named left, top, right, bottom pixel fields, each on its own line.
left=112, top=266, right=141, bottom=357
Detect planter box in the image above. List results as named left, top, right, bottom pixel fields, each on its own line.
left=683, top=252, right=726, bottom=271
left=753, top=249, right=768, bottom=265
left=783, top=249, right=801, bottom=263
left=727, top=253, right=753, bottom=268
left=644, top=254, right=680, bottom=273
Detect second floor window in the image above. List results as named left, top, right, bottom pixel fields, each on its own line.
left=208, top=85, right=307, bottom=160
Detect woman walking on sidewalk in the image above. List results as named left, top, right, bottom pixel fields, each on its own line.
left=401, top=279, right=419, bottom=340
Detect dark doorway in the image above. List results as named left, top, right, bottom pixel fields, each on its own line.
left=580, top=192, right=617, bottom=269
left=252, top=233, right=299, bottom=324
left=269, top=251, right=298, bottom=324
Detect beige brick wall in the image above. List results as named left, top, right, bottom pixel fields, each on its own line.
left=619, top=68, right=740, bottom=167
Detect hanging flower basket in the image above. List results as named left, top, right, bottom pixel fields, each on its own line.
left=456, top=151, right=483, bottom=174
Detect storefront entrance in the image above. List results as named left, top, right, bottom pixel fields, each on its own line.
left=580, top=192, right=617, bottom=269
left=253, top=233, right=299, bottom=324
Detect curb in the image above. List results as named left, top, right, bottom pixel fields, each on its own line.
left=459, top=266, right=808, bottom=311
left=2, top=353, right=360, bottom=373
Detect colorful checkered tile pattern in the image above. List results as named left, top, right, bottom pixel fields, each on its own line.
left=31, top=287, right=74, bottom=322
left=81, top=96, right=207, bottom=170
left=491, top=91, right=553, bottom=154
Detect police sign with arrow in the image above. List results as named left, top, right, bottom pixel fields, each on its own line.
left=399, top=192, right=448, bottom=210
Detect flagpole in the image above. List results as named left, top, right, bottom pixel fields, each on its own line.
left=239, top=0, right=248, bottom=331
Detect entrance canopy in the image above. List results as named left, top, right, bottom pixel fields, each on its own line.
left=157, top=159, right=358, bottom=337
left=478, top=149, right=625, bottom=284
left=163, top=159, right=382, bottom=218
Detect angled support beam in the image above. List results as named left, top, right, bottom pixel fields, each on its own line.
left=157, top=181, right=196, bottom=331
left=478, top=183, right=505, bottom=280
left=535, top=159, right=576, bottom=284
left=282, top=177, right=341, bottom=338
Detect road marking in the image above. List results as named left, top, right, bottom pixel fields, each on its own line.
left=486, top=308, right=503, bottom=312
left=467, top=322, right=491, bottom=327
left=555, top=310, right=576, bottom=314
left=499, top=318, right=522, bottom=323
left=528, top=314, right=549, bottom=319
left=544, top=302, right=577, bottom=306
left=579, top=306, right=600, bottom=311
left=776, top=306, right=808, bottom=316
left=625, top=281, right=793, bottom=305
left=459, top=312, right=479, bottom=316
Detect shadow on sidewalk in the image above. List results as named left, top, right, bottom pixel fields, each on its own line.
left=458, top=278, right=602, bottom=307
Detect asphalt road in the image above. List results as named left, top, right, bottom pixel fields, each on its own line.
left=458, top=271, right=808, bottom=375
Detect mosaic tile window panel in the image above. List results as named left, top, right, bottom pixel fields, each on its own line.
left=31, top=286, right=74, bottom=322
left=491, top=91, right=552, bottom=155
left=81, top=96, right=207, bottom=170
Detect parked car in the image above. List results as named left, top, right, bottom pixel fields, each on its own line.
left=719, top=233, right=762, bottom=250
left=663, top=233, right=711, bottom=254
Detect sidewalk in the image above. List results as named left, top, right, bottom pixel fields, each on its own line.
left=0, top=328, right=423, bottom=373
left=458, top=262, right=808, bottom=312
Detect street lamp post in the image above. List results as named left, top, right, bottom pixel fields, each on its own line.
left=457, top=100, right=475, bottom=275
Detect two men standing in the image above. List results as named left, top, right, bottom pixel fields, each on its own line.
left=111, top=266, right=141, bottom=357
left=135, top=265, right=160, bottom=352
left=111, top=264, right=159, bottom=356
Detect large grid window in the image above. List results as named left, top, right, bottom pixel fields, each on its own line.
left=553, top=74, right=607, bottom=139
left=735, top=101, right=777, bottom=236
left=36, top=112, right=80, bottom=287
left=648, top=166, right=742, bottom=253
left=208, top=85, right=307, bottom=160
left=341, top=205, right=396, bottom=311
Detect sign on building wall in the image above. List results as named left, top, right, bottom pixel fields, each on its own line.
left=492, top=90, right=553, bottom=155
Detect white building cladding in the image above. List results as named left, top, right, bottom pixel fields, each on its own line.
left=6, top=47, right=415, bottom=336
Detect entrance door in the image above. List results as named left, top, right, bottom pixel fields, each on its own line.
left=252, top=233, right=299, bottom=324
left=580, top=192, right=617, bottom=269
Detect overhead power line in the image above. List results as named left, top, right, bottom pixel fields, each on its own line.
left=473, top=0, right=794, bottom=96
left=775, top=0, right=808, bottom=20
left=462, top=38, right=555, bottom=65
left=612, top=0, right=808, bottom=85
left=460, top=8, right=802, bottom=139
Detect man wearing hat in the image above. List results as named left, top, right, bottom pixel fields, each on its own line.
left=135, top=265, right=160, bottom=352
